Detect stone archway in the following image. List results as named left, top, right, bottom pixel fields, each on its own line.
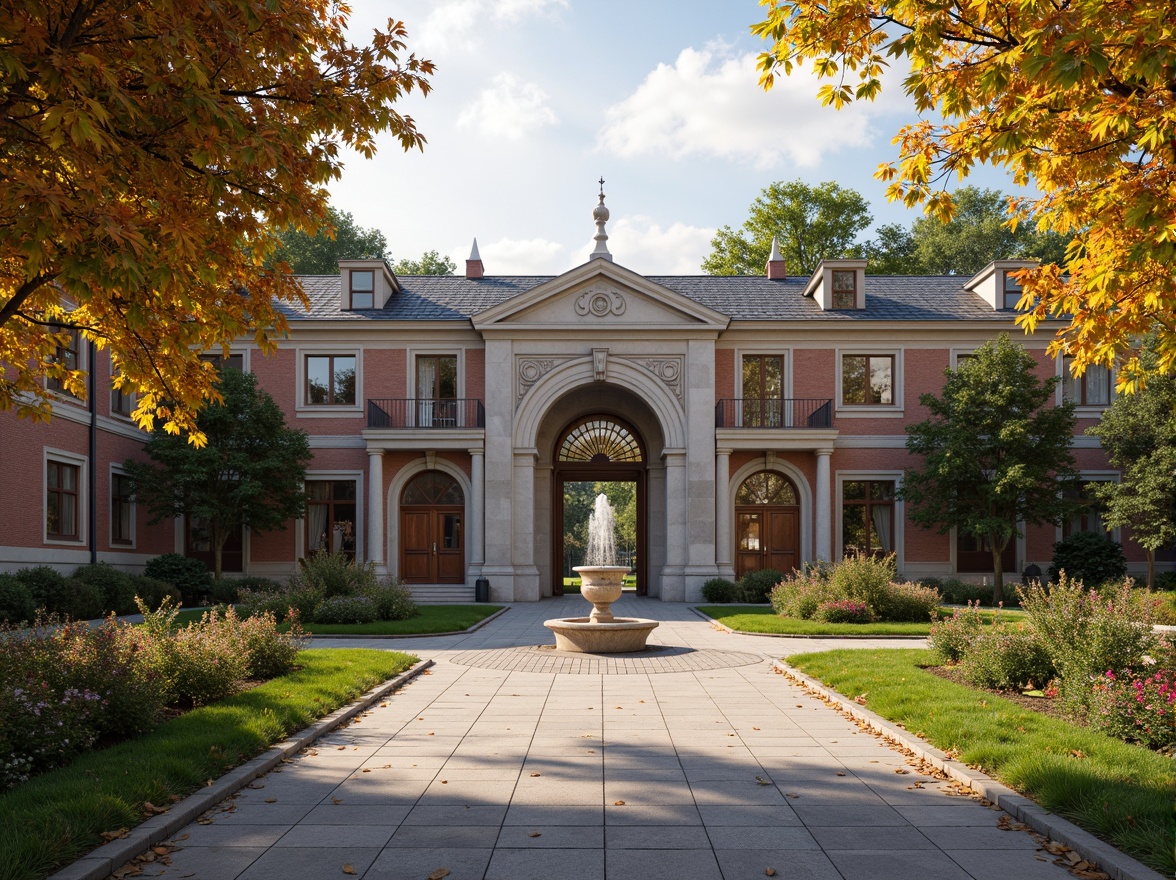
left=734, top=471, right=800, bottom=577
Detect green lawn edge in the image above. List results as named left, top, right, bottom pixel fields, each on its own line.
left=697, top=605, right=1026, bottom=636
left=0, top=648, right=417, bottom=880
left=786, top=648, right=1175, bottom=874
left=174, top=604, right=503, bottom=635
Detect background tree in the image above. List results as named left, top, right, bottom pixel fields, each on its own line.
left=124, top=369, right=312, bottom=579
left=1086, top=342, right=1176, bottom=587
left=899, top=335, right=1079, bottom=602
left=393, top=251, right=457, bottom=276
left=268, top=208, right=390, bottom=275
left=701, top=180, right=872, bottom=277
left=1, top=2, right=433, bottom=443
left=752, top=0, right=1176, bottom=383
left=847, top=223, right=920, bottom=275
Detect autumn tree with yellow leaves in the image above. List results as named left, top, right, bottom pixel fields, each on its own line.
left=753, top=0, right=1176, bottom=385
left=0, top=1, right=433, bottom=443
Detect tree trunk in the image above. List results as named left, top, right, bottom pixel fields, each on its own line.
left=1146, top=548, right=1155, bottom=590
left=212, top=522, right=224, bottom=582
left=989, top=533, right=1007, bottom=605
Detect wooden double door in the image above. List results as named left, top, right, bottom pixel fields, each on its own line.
left=401, top=506, right=464, bottom=584
left=735, top=506, right=799, bottom=578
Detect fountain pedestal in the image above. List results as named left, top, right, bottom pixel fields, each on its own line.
left=544, top=565, right=659, bottom=653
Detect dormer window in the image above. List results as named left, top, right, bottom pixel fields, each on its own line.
left=1003, top=271, right=1022, bottom=310
left=350, top=270, right=375, bottom=309
left=832, top=271, right=856, bottom=309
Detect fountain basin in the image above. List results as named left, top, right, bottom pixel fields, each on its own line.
left=543, top=616, right=660, bottom=653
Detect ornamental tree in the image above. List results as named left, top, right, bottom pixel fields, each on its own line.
left=1, top=1, right=433, bottom=443
left=124, top=368, right=312, bottom=580
left=899, top=335, right=1079, bottom=603
left=752, top=0, right=1176, bottom=384
left=1086, top=342, right=1176, bottom=587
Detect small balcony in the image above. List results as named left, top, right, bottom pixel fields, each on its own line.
left=367, top=398, right=485, bottom=429
left=715, top=398, right=833, bottom=429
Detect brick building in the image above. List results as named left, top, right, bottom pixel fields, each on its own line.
left=1, top=199, right=1162, bottom=602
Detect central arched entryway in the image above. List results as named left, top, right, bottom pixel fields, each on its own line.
left=553, top=415, right=647, bottom=596
left=400, top=471, right=465, bottom=584
left=735, top=470, right=800, bottom=577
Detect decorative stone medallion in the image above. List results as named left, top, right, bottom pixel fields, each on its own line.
left=621, top=356, right=684, bottom=404
left=574, top=285, right=626, bottom=318
left=516, top=357, right=568, bottom=403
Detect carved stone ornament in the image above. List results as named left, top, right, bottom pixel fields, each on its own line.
left=621, top=356, right=684, bottom=404
left=516, top=357, right=568, bottom=402
left=573, top=285, right=626, bottom=318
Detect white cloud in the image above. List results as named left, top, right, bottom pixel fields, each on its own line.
left=479, top=236, right=568, bottom=274
left=457, top=73, right=559, bottom=141
left=417, top=0, right=566, bottom=52
left=599, top=47, right=900, bottom=169
left=601, top=215, right=715, bottom=274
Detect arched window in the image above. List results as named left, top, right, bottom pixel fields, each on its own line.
left=558, top=418, right=643, bottom=464
left=736, top=471, right=797, bottom=505
left=402, top=471, right=464, bottom=505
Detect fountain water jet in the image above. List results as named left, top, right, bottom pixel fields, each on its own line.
left=544, top=493, right=659, bottom=653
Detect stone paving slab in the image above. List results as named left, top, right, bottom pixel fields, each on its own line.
left=73, top=595, right=1157, bottom=880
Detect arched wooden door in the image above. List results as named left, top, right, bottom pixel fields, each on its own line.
left=553, top=416, right=647, bottom=596
left=400, top=472, right=465, bottom=584
left=735, top=471, right=800, bottom=577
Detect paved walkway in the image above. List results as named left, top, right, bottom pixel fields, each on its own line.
left=138, top=596, right=1074, bottom=880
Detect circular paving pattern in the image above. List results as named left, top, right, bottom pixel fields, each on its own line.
left=446, top=644, right=766, bottom=674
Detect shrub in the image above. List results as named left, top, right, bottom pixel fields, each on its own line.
left=71, top=563, right=137, bottom=615
left=1049, top=532, right=1128, bottom=587
left=364, top=579, right=417, bottom=621
left=296, top=551, right=378, bottom=599
left=235, top=582, right=322, bottom=623
left=1087, top=665, right=1176, bottom=751
left=144, top=553, right=212, bottom=605
left=129, top=575, right=183, bottom=611
left=702, top=578, right=741, bottom=603
left=829, top=553, right=897, bottom=613
left=738, top=569, right=785, bottom=604
left=770, top=568, right=835, bottom=619
left=0, top=681, right=103, bottom=787
left=939, top=578, right=995, bottom=606
left=52, top=578, right=106, bottom=621
left=813, top=600, right=872, bottom=624
left=138, top=602, right=248, bottom=706
left=928, top=604, right=984, bottom=662
left=0, top=573, right=35, bottom=625
left=1021, top=577, right=1159, bottom=714
left=959, top=625, right=1055, bottom=690
left=313, top=595, right=378, bottom=625
left=878, top=580, right=943, bottom=622
left=12, top=566, right=67, bottom=610
left=235, top=610, right=307, bottom=679
left=1153, top=571, right=1176, bottom=592
left=212, top=576, right=282, bottom=606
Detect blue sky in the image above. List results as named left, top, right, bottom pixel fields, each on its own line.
left=330, top=0, right=1020, bottom=274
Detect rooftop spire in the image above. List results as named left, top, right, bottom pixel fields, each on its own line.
left=465, top=237, right=484, bottom=279
left=589, top=178, right=612, bottom=262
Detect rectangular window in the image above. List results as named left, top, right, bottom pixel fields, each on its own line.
left=417, top=355, right=458, bottom=426
left=201, top=353, right=244, bottom=373
left=1062, top=358, right=1110, bottom=406
left=741, top=354, right=784, bottom=427
left=832, top=270, right=857, bottom=309
left=47, top=460, right=80, bottom=539
left=841, top=355, right=894, bottom=405
left=1003, top=271, right=1023, bottom=310
left=111, top=473, right=133, bottom=545
left=1063, top=481, right=1109, bottom=539
left=306, top=355, right=356, bottom=405
left=111, top=384, right=133, bottom=416
left=48, top=328, right=81, bottom=395
left=350, top=270, right=375, bottom=309
left=306, top=480, right=358, bottom=557
left=841, top=480, right=895, bottom=557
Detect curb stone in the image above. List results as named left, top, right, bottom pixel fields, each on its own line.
left=308, top=605, right=509, bottom=639
left=773, top=659, right=1168, bottom=880
left=47, top=658, right=435, bottom=880
left=691, top=606, right=927, bottom=640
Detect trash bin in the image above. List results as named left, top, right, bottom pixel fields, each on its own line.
left=475, top=577, right=490, bottom=603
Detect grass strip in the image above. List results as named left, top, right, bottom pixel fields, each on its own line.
left=294, top=604, right=503, bottom=635
left=0, top=648, right=416, bottom=880
left=698, top=605, right=1025, bottom=636
left=787, top=648, right=1175, bottom=874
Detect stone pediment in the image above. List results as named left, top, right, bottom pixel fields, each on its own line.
left=471, top=260, right=729, bottom=332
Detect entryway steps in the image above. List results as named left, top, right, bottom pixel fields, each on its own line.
left=406, top=584, right=477, bottom=604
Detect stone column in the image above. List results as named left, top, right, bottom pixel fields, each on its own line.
left=815, top=448, right=832, bottom=562
left=367, top=449, right=385, bottom=571
left=661, top=448, right=688, bottom=601
left=511, top=447, right=540, bottom=601
left=469, top=447, right=485, bottom=567
left=715, top=447, right=733, bottom=572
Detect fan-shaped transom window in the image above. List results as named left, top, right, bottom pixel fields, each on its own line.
left=402, top=471, right=464, bottom=505
left=736, top=471, right=797, bottom=505
left=558, top=418, right=643, bottom=464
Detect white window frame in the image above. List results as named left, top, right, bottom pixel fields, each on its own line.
left=109, top=464, right=136, bottom=549
left=44, top=448, right=87, bottom=546
left=296, top=347, right=363, bottom=418
left=46, top=326, right=88, bottom=403
left=835, top=471, right=904, bottom=566
left=406, top=347, right=465, bottom=400
left=835, top=347, right=903, bottom=418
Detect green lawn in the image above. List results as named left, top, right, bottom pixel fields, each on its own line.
left=787, top=648, right=1175, bottom=874
left=0, top=649, right=418, bottom=880
left=173, top=604, right=502, bottom=635
left=697, top=605, right=1026, bottom=636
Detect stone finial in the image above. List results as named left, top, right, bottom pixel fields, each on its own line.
left=766, top=236, right=786, bottom=280
left=589, top=183, right=613, bottom=262
left=466, top=237, right=484, bottom=279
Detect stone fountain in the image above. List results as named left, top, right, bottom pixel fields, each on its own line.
left=544, top=494, right=659, bottom=653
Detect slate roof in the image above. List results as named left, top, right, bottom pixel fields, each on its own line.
left=281, top=272, right=1008, bottom=324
